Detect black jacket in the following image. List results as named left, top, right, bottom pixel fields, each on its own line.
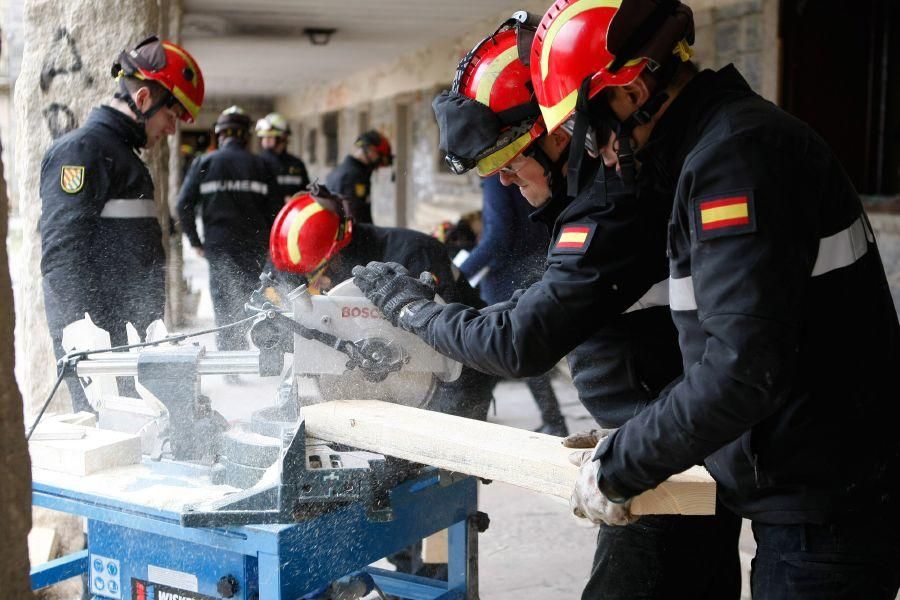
left=260, top=148, right=310, bottom=202
left=40, top=106, right=163, bottom=340
left=326, top=155, right=375, bottom=224
left=177, top=138, right=281, bottom=259
left=596, top=66, right=900, bottom=524
left=407, top=158, right=682, bottom=428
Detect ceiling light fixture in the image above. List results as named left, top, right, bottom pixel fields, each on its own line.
left=303, top=27, right=336, bottom=46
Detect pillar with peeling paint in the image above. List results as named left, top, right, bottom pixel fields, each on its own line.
left=13, top=0, right=164, bottom=415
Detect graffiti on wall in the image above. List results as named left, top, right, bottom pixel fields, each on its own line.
left=39, top=27, right=94, bottom=139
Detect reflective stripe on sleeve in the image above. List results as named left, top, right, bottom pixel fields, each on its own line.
left=625, top=278, right=669, bottom=313
left=671, top=215, right=873, bottom=311
left=811, top=216, right=871, bottom=277
left=100, top=199, right=157, bottom=219
left=669, top=276, right=696, bottom=311
left=277, top=175, right=306, bottom=186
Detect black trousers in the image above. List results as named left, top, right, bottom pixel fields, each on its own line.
left=526, top=374, right=565, bottom=428
left=751, top=517, right=900, bottom=599
left=43, top=278, right=156, bottom=413
left=206, top=250, right=263, bottom=351
left=582, top=499, right=742, bottom=599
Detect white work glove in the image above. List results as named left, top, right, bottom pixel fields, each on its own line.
left=563, top=429, right=636, bottom=526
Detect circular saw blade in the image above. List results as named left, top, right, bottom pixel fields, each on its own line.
left=305, top=371, right=438, bottom=408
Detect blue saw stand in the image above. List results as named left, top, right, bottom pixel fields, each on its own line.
left=32, top=459, right=481, bottom=599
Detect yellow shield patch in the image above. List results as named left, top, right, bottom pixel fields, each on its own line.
left=60, top=165, right=85, bottom=194
left=354, top=183, right=367, bottom=198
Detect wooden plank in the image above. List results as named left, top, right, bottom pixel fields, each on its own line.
left=302, top=400, right=716, bottom=516
left=27, top=527, right=60, bottom=566
left=48, top=411, right=98, bottom=428
left=29, top=423, right=141, bottom=476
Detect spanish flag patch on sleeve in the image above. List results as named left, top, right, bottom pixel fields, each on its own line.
left=693, top=191, right=757, bottom=240
left=552, top=223, right=596, bottom=254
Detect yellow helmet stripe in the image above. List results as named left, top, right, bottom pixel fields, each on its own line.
left=475, top=45, right=520, bottom=105
left=541, top=0, right=622, bottom=84
left=162, top=42, right=199, bottom=82
left=476, top=131, right=535, bottom=176
left=171, top=86, right=200, bottom=120
left=540, top=88, right=579, bottom=134
left=287, top=202, right=324, bottom=264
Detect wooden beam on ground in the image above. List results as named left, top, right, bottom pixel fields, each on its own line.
left=302, top=400, right=716, bottom=516
left=421, top=529, right=448, bottom=564
left=27, top=527, right=59, bottom=567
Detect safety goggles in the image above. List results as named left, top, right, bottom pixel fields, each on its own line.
left=434, top=90, right=542, bottom=176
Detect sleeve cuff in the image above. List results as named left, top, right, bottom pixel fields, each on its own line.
left=398, top=300, right=443, bottom=334
left=593, top=430, right=645, bottom=500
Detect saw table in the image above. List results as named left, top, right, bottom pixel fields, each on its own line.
left=29, top=279, right=486, bottom=599
left=31, top=458, right=481, bottom=599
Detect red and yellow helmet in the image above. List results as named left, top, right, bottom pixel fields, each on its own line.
left=114, top=35, right=205, bottom=123
left=356, top=130, right=393, bottom=167
left=433, top=15, right=545, bottom=176
left=270, top=192, right=353, bottom=275
left=531, top=0, right=693, bottom=134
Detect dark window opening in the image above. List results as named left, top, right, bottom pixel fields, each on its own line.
left=307, top=128, right=318, bottom=164
left=323, top=112, right=339, bottom=167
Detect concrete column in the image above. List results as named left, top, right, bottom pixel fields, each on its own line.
left=164, top=0, right=191, bottom=328
left=14, top=0, right=161, bottom=415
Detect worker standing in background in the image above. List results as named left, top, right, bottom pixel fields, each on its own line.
left=325, top=130, right=392, bottom=224
left=40, top=36, right=204, bottom=412
left=177, top=106, right=281, bottom=362
left=255, top=112, right=310, bottom=203
left=527, top=1, right=899, bottom=598
left=355, top=13, right=741, bottom=599
left=463, top=174, right=567, bottom=436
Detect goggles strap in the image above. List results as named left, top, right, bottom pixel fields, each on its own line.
left=566, top=77, right=594, bottom=198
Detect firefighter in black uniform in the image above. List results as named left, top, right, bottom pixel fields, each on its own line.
left=255, top=112, right=310, bottom=203
left=534, top=1, right=899, bottom=598
left=177, top=106, right=282, bottom=355
left=324, top=130, right=392, bottom=224
left=357, top=14, right=740, bottom=599
left=40, top=36, right=205, bottom=412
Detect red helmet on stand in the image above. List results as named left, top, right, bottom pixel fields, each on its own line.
left=113, top=35, right=205, bottom=123
left=433, top=13, right=545, bottom=176
left=531, top=0, right=694, bottom=134
left=270, top=192, right=353, bottom=275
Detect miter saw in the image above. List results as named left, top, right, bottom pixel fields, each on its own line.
left=53, top=276, right=463, bottom=527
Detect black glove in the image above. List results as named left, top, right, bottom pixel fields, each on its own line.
left=352, top=261, right=438, bottom=329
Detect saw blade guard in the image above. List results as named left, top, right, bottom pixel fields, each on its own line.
left=292, top=279, right=462, bottom=406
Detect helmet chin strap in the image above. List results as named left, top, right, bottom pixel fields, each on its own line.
left=529, top=139, right=570, bottom=203
left=568, top=58, right=679, bottom=194
left=114, top=79, right=171, bottom=125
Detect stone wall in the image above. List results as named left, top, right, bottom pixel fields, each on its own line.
left=13, top=0, right=164, bottom=414
left=692, top=0, right=779, bottom=101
